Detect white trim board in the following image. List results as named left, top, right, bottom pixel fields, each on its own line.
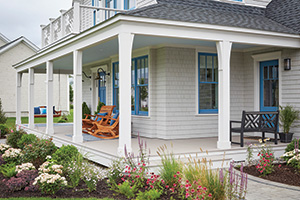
left=252, top=51, right=282, bottom=111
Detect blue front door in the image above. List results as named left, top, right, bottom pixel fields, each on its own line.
left=98, top=72, right=106, bottom=104
left=260, top=60, right=279, bottom=111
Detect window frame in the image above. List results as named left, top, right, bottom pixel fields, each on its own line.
left=198, top=52, right=218, bottom=114
left=112, top=55, right=149, bottom=116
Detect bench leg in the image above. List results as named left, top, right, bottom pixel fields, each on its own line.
left=274, top=132, right=278, bottom=145
left=262, top=132, right=265, bottom=142
left=241, top=132, right=244, bottom=147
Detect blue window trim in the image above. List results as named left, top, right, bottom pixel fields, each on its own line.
left=198, top=52, right=218, bottom=114
left=113, top=55, right=149, bottom=116
left=124, top=0, right=136, bottom=10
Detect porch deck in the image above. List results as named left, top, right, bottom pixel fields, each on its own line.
left=20, top=124, right=288, bottom=169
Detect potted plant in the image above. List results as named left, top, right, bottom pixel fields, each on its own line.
left=279, top=105, right=300, bottom=143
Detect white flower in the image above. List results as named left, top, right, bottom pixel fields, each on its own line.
left=15, top=163, right=36, bottom=174
left=46, top=155, right=52, bottom=160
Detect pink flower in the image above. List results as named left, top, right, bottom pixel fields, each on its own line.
left=10, top=129, right=13, bottom=133
left=29, top=144, right=32, bottom=147
left=186, top=193, right=190, bottom=198
left=278, top=164, right=282, bottom=168
left=174, top=175, right=177, bottom=178
left=173, top=183, right=176, bottom=187
left=132, top=180, right=134, bottom=183
left=203, top=187, right=207, bottom=191
left=150, top=185, right=153, bottom=189
left=177, top=171, right=180, bottom=174
left=208, top=193, right=212, bottom=197
left=166, top=185, right=169, bottom=189
left=191, top=189, right=195, bottom=193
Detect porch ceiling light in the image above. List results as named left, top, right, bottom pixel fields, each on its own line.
left=284, top=58, right=291, bottom=71
left=94, top=68, right=110, bottom=81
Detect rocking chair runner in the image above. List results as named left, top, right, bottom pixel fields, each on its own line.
left=86, top=113, right=119, bottom=139
left=82, top=105, right=115, bottom=130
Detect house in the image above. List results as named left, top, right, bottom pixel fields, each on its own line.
left=13, top=0, right=300, bottom=163
left=0, top=33, right=69, bottom=118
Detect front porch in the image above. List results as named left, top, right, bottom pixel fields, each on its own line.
left=19, top=123, right=287, bottom=169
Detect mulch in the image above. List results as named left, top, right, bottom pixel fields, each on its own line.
left=243, top=163, right=300, bottom=187
left=0, top=174, right=179, bottom=199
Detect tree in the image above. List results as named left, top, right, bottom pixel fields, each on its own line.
left=82, top=102, right=91, bottom=119
left=0, top=98, right=7, bottom=124
left=69, top=85, right=73, bottom=103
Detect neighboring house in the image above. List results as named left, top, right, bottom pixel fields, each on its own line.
left=0, top=33, right=69, bottom=117
left=14, top=0, right=300, bottom=157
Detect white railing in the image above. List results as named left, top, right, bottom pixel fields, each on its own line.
left=41, top=1, right=125, bottom=48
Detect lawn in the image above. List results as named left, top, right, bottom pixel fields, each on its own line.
left=5, top=109, right=73, bottom=128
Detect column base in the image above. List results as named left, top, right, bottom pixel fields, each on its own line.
left=217, top=141, right=231, bottom=149
left=46, top=128, right=54, bottom=136
left=72, top=135, right=83, bottom=143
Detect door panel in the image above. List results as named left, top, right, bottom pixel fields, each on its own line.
left=260, top=60, right=279, bottom=112
left=98, top=72, right=106, bottom=105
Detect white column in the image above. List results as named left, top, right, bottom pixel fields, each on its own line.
left=118, top=32, right=134, bottom=156
left=73, top=50, right=83, bottom=143
left=16, top=72, right=22, bottom=126
left=73, top=0, right=81, bottom=34
left=28, top=68, right=35, bottom=129
left=216, top=40, right=232, bottom=149
left=46, top=61, right=54, bottom=135
left=91, top=72, right=96, bottom=113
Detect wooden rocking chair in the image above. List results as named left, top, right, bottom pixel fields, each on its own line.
left=82, top=105, right=115, bottom=131
left=86, top=113, right=119, bottom=139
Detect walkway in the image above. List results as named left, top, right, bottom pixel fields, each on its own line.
left=247, top=173, right=300, bottom=200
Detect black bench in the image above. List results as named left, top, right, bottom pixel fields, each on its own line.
left=230, top=111, right=279, bottom=147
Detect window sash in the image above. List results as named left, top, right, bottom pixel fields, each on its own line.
left=113, top=55, right=148, bottom=116
left=198, top=53, right=218, bottom=114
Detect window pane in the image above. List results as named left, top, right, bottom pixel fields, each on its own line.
left=131, top=61, right=135, bottom=85
left=214, top=56, right=218, bottom=82
left=199, top=55, right=206, bottom=82
left=269, top=66, right=273, bottom=79
left=131, top=87, right=135, bottom=112
left=137, top=59, right=141, bottom=84
left=138, top=86, right=148, bottom=113
left=207, top=56, right=213, bottom=82
left=144, top=58, right=148, bottom=84
left=114, top=64, right=119, bottom=87
left=141, top=58, right=145, bottom=83
left=114, top=88, right=119, bottom=111
left=273, top=65, right=278, bottom=79
left=199, top=83, right=218, bottom=110
left=264, top=66, right=268, bottom=79
left=272, top=80, right=279, bottom=107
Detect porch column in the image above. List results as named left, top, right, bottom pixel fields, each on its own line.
left=216, top=40, right=232, bottom=149
left=16, top=72, right=23, bottom=127
left=46, top=61, right=54, bottom=135
left=73, top=50, right=83, bottom=143
left=118, top=32, right=134, bottom=156
left=28, top=68, right=35, bottom=129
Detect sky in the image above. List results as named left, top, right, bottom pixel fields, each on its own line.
left=0, top=0, right=73, bottom=48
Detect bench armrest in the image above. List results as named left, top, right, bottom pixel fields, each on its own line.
left=230, top=120, right=242, bottom=124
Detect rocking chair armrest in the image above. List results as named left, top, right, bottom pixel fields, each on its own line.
left=55, top=110, right=62, bottom=115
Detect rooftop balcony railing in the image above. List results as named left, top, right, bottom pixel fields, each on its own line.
left=40, top=1, right=125, bottom=48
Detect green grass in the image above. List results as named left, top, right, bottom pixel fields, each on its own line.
left=0, top=198, right=113, bottom=200
left=5, top=109, right=73, bottom=129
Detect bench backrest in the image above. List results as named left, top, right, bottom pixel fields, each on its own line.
left=241, top=111, right=279, bottom=132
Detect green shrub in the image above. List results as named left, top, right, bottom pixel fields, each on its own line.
left=52, top=145, right=80, bottom=167
left=96, top=101, right=105, bottom=114
left=82, top=102, right=91, bottom=119
left=157, top=145, right=182, bottom=187
left=0, top=98, right=7, bottom=124
left=17, top=134, right=38, bottom=149
left=0, top=162, right=17, bottom=178
left=136, top=189, right=162, bottom=200
left=6, top=129, right=26, bottom=148
left=65, top=153, right=84, bottom=188
left=57, top=113, right=68, bottom=123
left=279, top=105, right=300, bottom=133
left=22, top=138, right=57, bottom=168
left=70, top=104, right=74, bottom=109
left=117, top=181, right=137, bottom=199
left=285, top=139, right=300, bottom=152
left=0, top=124, right=9, bottom=137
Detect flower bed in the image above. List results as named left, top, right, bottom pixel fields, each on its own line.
left=0, top=129, right=249, bottom=200
left=240, top=138, right=300, bottom=187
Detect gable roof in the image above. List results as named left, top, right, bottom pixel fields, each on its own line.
left=0, top=36, right=39, bottom=55
left=0, top=33, right=10, bottom=44
left=122, top=0, right=299, bottom=35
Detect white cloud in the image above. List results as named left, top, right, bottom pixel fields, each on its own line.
left=0, top=0, right=72, bottom=48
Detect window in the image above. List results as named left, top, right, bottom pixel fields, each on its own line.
left=113, top=55, right=149, bottom=115
left=124, top=0, right=136, bottom=10
left=198, top=53, right=218, bottom=114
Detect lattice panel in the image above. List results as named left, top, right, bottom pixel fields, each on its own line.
left=64, top=9, right=74, bottom=35
left=43, top=25, right=51, bottom=46
left=53, top=18, right=62, bottom=41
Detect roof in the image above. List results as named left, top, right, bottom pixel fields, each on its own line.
left=122, top=0, right=299, bottom=35
left=0, top=36, right=39, bottom=55
left=0, top=33, right=10, bottom=44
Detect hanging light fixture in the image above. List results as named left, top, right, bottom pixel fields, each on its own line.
left=94, top=67, right=110, bottom=81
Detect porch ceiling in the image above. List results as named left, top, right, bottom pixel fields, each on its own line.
left=33, top=35, right=259, bottom=73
